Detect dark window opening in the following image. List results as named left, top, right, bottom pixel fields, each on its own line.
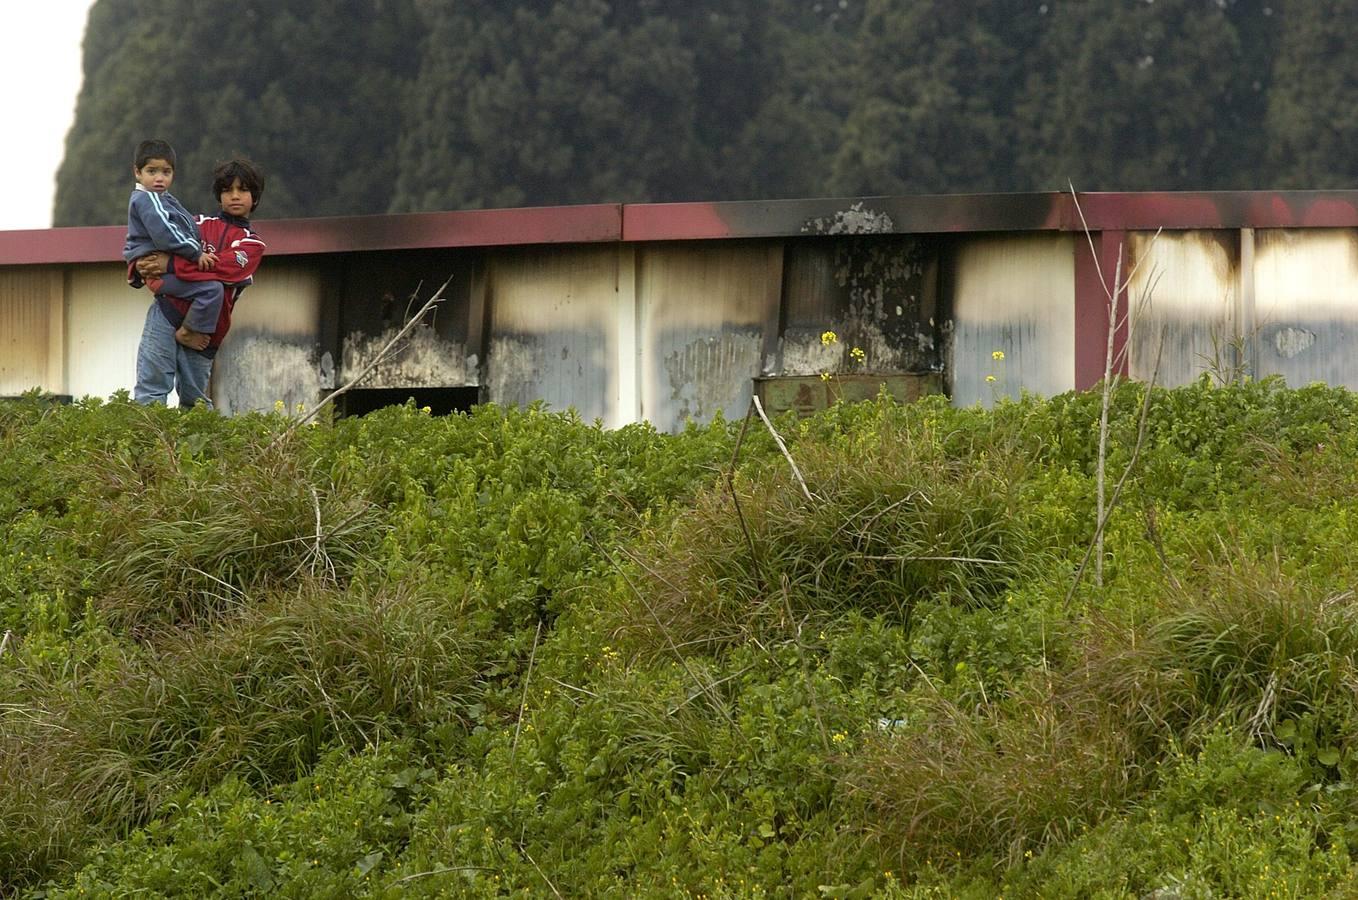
left=338, top=386, right=480, bottom=418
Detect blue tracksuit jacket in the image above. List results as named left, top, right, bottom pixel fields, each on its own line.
left=123, top=184, right=202, bottom=263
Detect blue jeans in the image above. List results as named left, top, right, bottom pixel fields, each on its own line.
left=134, top=303, right=214, bottom=408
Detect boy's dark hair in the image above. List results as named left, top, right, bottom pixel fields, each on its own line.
left=212, top=157, right=265, bottom=212
left=134, top=139, right=177, bottom=170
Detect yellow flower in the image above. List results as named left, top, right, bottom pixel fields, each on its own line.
left=992, top=349, right=1005, bottom=361
left=850, top=346, right=866, bottom=362
left=820, top=330, right=838, bottom=346
left=273, top=399, right=285, bottom=412
left=986, top=374, right=997, bottom=383
left=820, top=371, right=833, bottom=382
left=831, top=731, right=847, bottom=744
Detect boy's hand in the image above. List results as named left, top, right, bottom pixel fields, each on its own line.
left=197, top=251, right=218, bottom=270
left=135, top=251, right=170, bottom=279
left=175, top=325, right=211, bottom=351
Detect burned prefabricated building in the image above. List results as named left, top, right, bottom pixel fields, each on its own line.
left=4, top=191, right=1358, bottom=429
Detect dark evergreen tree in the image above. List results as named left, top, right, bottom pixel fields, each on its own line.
left=1265, top=0, right=1358, bottom=188
left=50, top=0, right=1358, bottom=223
left=55, top=0, right=420, bottom=225
left=392, top=0, right=780, bottom=211
left=829, top=0, right=1048, bottom=195
left=1014, top=0, right=1243, bottom=192
left=722, top=0, right=865, bottom=200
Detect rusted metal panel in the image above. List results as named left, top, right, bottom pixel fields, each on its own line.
left=614, top=246, right=641, bottom=428
left=638, top=242, right=778, bottom=429
left=0, top=267, right=63, bottom=395
left=1124, top=231, right=1238, bottom=387
left=780, top=236, right=940, bottom=377
left=949, top=235, right=1076, bottom=406
left=755, top=373, right=944, bottom=418
left=66, top=261, right=324, bottom=410
left=214, top=260, right=325, bottom=415
left=1252, top=229, right=1358, bottom=389
left=483, top=246, right=620, bottom=421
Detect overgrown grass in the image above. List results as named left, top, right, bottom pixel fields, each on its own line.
left=7, top=381, right=1358, bottom=896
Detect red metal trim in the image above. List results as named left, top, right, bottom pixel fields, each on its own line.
left=623, top=194, right=1070, bottom=241
left=1071, top=192, right=1358, bottom=231
left=8, top=192, right=1358, bottom=266
left=266, top=204, right=622, bottom=255
left=1074, top=230, right=1129, bottom=391
left=0, top=205, right=623, bottom=266
left=0, top=225, right=124, bottom=266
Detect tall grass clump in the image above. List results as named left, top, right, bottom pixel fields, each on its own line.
left=1096, top=553, right=1358, bottom=760
left=849, top=676, right=1141, bottom=869
left=82, top=442, right=386, bottom=636
left=617, top=398, right=1053, bottom=655
left=0, top=576, right=481, bottom=884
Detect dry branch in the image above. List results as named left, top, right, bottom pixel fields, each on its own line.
left=267, top=275, right=454, bottom=449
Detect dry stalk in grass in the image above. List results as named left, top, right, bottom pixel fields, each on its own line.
left=1069, top=184, right=1166, bottom=595
left=752, top=395, right=814, bottom=502
left=267, top=275, right=454, bottom=450
left=601, top=540, right=739, bottom=732
left=510, top=620, right=543, bottom=769
left=1064, top=324, right=1166, bottom=610
left=725, top=400, right=765, bottom=591
left=1096, top=249, right=1123, bottom=587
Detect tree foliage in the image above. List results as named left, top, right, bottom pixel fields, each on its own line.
left=53, top=0, right=1357, bottom=225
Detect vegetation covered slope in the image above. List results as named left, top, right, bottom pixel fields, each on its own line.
left=5, top=381, right=1358, bottom=896
left=55, top=0, right=1358, bottom=224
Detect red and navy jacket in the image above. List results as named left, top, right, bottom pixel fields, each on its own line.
left=147, top=212, right=266, bottom=358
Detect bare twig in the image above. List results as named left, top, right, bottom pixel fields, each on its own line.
left=393, top=866, right=497, bottom=884
left=668, top=664, right=755, bottom=715
left=752, top=395, right=813, bottom=502
left=1065, top=325, right=1166, bottom=609
left=520, top=845, right=564, bottom=899
left=1141, top=499, right=1184, bottom=594
left=1096, top=248, right=1124, bottom=587
left=511, top=619, right=543, bottom=766
left=0, top=630, right=11, bottom=660
left=726, top=400, right=764, bottom=588
left=606, top=542, right=739, bottom=731
left=267, top=275, right=454, bottom=449
left=855, top=553, right=1009, bottom=566
left=544, top=675, right=598, bottom=699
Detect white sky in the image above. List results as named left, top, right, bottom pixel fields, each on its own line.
left=0, top=0, right=95, bottom=231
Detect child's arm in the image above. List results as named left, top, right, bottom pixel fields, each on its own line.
left=129, top=191, right=201, bottom=261
left=168, top=234, right=266, bottom=283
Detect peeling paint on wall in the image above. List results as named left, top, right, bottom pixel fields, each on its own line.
left=780, top=236, right=936, bottom=376
left=342, top=325, right=471, bottom=388
left=660, top=330, right=762, bottom=424
left=1274, top=326, right=1316, bottom=359
left=213, top=330, right=322, bottom=415
left=800, top=202, right=896, bottom=235
left=485, top=334, right=545, bottom=409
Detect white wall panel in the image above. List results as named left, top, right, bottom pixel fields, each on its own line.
left=950, top=235, right=1075, bottom=406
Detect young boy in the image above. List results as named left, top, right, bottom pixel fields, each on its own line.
left=131, top=157, right=267, bottom=407
left=124, top=140, right=224, bottom=358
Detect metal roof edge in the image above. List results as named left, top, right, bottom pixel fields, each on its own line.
left=6, top=192, right=1358, bottom=265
